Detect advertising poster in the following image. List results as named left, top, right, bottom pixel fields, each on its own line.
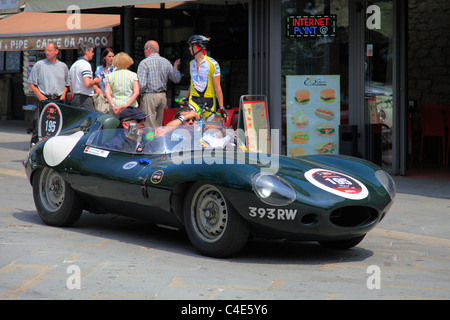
left=242, top=100, right=270, bottom=153
left=286, top=75, right=340, bottom=157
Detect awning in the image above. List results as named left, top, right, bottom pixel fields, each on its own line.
left=24, top=0, right=192, bottom=12
left=0, top=12, right=120, bottom=51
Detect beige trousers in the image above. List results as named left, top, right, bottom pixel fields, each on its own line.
left=140, top=92, right=167, bottom=127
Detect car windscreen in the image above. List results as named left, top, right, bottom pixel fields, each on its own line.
left=86, top=122, right=248, bottom=154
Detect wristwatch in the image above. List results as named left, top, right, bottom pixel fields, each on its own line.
left=178, top=115, right=186, bottom=124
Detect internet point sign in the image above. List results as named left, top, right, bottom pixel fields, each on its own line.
left=287, top=15, right=336, bottom=37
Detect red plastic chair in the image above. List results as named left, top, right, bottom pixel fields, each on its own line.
left=420, top=107, right=446, bottom=164
left=224, top=107, right=240, bottom=128
left=224, top=109, right=234, bottom=128
left=162, top=108, right=178, bottom=126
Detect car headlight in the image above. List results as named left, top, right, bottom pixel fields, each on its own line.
left=375, top=170, right=396, bottom=200
left=252, top=172, right=296, bottom=206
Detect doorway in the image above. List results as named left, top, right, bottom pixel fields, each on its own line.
left=352, top=0, right=407, bottom=175
left=364, top=1, right=394, bottom=170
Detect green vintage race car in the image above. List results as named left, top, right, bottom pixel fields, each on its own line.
left=24, top=102, right=395, bottom=258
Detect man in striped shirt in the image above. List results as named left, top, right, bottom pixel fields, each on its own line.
left=69, top=40, right=100, bottom=110
left=137, top=40, right=182, bottom=127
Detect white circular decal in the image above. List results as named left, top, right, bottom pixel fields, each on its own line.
left=123, top=161, right=138, bottom=170
left=38, top=103, right=63, bottom=140
left=304, top=168, right=369, bottom=200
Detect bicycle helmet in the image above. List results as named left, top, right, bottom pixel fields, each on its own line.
left=187, top=35, right=210, bottom=49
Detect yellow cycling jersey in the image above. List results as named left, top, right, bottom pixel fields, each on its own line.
left=189, top=56, right=221, bottom=116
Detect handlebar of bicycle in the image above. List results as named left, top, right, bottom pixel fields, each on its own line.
left=175, top=99, right=227, bottom=124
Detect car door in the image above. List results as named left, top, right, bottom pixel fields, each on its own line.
left=65, top=133, right=175, bottom=223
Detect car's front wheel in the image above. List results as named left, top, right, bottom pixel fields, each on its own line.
left=32, top=167, right=83, bottom=227
left=183, top=182, right=250, bottom=258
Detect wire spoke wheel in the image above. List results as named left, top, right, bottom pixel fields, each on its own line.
left=39, top=168, right=66, bottom=212
left=184, top=182, right=250, bottom=258
left=190, top=185, right=228, bottom=243
left=33, top=168, right=83, bottom=227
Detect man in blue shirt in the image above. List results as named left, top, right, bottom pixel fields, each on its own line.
left=137, top=40, right=182, bottom=127
left=103, top=107, right=148, bottom=152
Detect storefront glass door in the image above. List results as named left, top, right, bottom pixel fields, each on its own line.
left=281, top=0, right=350, bottom=157
left=363, top=0, right=394, bottom=170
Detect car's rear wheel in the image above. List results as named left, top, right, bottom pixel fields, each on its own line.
left=32, top=167, right=83, bottom=227
left=183, top=182, right=250, bottom=258
left=318, top=234, right=366, bottom=250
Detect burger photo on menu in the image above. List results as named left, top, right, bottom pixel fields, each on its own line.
left=294, top=89, right=310, bottom=105
left=320, top=89, right=337, bottom=104
left=315, top=123, right=336, bottom=137
left=290, top=131, right=309, bottom=144
left=291, top=110, right=309, bottom=128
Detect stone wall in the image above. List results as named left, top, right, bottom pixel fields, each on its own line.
left=408, top=0, right=450, bottom=107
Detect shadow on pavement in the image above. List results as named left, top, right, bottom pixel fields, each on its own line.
left=12, top=209, right=373, bottom=265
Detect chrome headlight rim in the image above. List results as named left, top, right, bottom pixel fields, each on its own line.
left=252, top=172, right=297, bottom=206
left=375, top=170, right=396, bottom=200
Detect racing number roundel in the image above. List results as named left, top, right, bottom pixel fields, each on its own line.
left=38, top=103, right=63, bottom=140
left=304, top=168, right=369, bottom=200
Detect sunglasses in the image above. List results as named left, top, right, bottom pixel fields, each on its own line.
left=125, top=118, right=146, bottom=123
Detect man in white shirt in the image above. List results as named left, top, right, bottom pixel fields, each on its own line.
left=69, top=40, right=100, bottom=110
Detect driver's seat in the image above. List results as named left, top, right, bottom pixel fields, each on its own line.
left=98, top=114, right=120, bottom=144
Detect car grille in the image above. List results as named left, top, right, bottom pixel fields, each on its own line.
left=329, top=206, right=379, bottom=227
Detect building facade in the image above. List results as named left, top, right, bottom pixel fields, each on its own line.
left=2, top=0, right=449, bottom=176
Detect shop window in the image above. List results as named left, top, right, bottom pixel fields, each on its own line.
left=282, top=0, right=349, bottom=157
left=0, top=51, right=22, bottom=73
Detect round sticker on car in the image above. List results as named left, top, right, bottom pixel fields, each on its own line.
left=38, top=102, right=63, bottom=140
left=304, top=168, right=369, bottom=200
left=151, top=170, right=164, bottom=184
left=123, top=161, right=138, bottom=170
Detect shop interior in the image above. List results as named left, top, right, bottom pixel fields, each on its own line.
left=406, top=0, right=450, bottom=179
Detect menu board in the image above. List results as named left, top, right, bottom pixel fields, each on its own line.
left=286, top=75, right=340, bottom=157
left=240, top=97, right=270, bottom=153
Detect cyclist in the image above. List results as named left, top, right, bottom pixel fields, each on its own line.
left=184, top=35, right=227, bottom=122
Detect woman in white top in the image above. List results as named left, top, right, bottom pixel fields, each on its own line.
left=95, top=48, right=115, bottom=94
left=93, top=48, right=115, bottom=114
